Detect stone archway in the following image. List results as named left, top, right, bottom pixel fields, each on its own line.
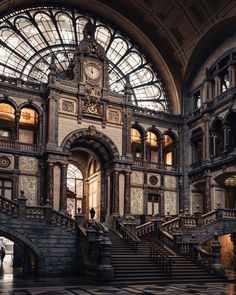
left=61, top=126, right=120, bottom=221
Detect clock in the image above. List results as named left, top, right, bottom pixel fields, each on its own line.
left=84, top=63, right=101, bottom=80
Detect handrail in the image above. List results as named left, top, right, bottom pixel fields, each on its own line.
left=136, top=221, right=154, bottom=237
left=116, top=221, right=140, bottom=252
left=149, top=242, right=173, bottom=274
left=0, top=195, right=18, bottom=214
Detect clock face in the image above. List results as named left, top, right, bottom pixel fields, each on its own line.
left=84, top=64, right=101, bottom=80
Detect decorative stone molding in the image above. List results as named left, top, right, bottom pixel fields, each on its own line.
left=61, top=127, right=120, bottom=160
left=19, top=156, right=38, bottom=173
left=107, top=108, right=121, bottom=124
left=147, top=173, right=160, bottom=187
left=0, top=153, right=14, bottom=170
left=131, top=187, right=143, bottom=215
left=164, top=191, right=177, bottom=215
left=60, top=98, right=76, bottom=115
left=131, top=171, right=144, bottom=185
left=0, top=155, right=11, bottom=168
left=164, top=175, right=177, bottom=189
left=19, top=175, right=37, bottom=206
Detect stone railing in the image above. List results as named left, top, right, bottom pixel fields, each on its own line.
left=0, top=194, right=76, bottom=232
left=0, top=139, right=40, bottom=153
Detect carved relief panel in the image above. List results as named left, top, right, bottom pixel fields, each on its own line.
left=164, top=175, right=177, bottom=189
left=131, top=171, right=144, bottom=186
left=131, top=187, right=144, bottom=215
left=19, top=175, right=37, bottom=206
left=164, top=191, right=177, bottom=215
left=107, top=108, right=121, bottom=124
left=60, top=98, right=76, bottom=115
left=19, top=156, right=38, bottom=173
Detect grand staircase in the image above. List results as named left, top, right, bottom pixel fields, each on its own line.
left=109, top=230, right=225, bottom=285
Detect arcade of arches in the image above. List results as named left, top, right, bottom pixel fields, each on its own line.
left=0, top=1, right=236, bottom=276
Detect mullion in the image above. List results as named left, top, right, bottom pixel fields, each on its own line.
left=49, top=8, right=69, bottom=70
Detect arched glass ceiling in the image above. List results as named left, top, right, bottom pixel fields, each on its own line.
left=0, top=6, right=169, bottom=112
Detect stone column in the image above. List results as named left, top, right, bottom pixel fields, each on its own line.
left=203, top=117, right=210, bottom=162
left=124, top=172, right=131, bottom=215
left=142, top=134, right=147, bottom=163
left=214, top=76, right=221, bottom=96
left=15, top=110, right=20, bottom=141
left=113, top=170, right=119, bottom=214
left=229, top=65, right=236, bottom=87
left=38, top=114, right=43, bottom=144
left=46, top=92, right=60, bottom=149
left=223, top=125, right=230, bottom=152
left=46, top=161, right=54, bottom=206
left=60, top=164, right=68, bottom=212
left=204, top=174, right=211, bottom=213
left=159, top=137, right=164, bottom=168
left=124, top=109, right=132, bottom=158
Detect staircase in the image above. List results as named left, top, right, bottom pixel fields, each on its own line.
left=109, top=230, right=225, bottom=285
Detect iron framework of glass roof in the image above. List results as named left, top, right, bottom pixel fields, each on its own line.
left=0, top=6, right=169, bottom=112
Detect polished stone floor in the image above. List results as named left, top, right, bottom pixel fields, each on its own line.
left=1, top=256, right=236, bottom=295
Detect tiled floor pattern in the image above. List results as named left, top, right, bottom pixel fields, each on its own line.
left=0, top=283, right=236, bottom=295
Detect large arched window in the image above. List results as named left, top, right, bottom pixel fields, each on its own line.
left=163, top=134, right=176, bottom=167
left=146, top=131, right=159, bottom=165
left=0, top=103, right=15, bottom=140
left=19, top=107, right=39, bottom=144
left=66, top=163, right=83, bottom=217
left=131, top=128, right=143, bottom=163
left=0, top=6, right=169, bottom=111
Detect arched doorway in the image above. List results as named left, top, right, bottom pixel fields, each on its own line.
left=0, top=233, right=38, bottom=279
left=63, top=127, right=120, bottom=221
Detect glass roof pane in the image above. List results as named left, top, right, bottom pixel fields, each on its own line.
left=56, top=12, right=75, bottom=44
left=0, top=6, right=169, bottom=112
left=107, top=37, right=129, bottom=64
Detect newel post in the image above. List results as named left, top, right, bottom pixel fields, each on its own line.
left=44, top=199, right=52, bottom=223
left=96, top=228, right=114, bottom=282
left=18, top=191, right=27, bottom=218
left=211, top=233, right=225, bottom=276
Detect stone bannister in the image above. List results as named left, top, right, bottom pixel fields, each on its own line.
left=0, top=194, right=113, bottom=281
left=135, top=208, right=236, bottom=276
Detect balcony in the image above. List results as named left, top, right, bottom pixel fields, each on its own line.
left=133, top=160, right=177, bottom=171
left=0, top=139, right=40, bottom=153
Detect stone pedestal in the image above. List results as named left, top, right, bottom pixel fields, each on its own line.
left=211, top=233, right=225, bottom=276
left=96, top=229, right=113, bottom=282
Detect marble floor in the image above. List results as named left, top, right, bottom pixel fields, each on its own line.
left=1, top=257, right=236, bottom=295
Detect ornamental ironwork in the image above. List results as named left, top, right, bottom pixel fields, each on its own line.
left=0, top=6, right=169, bottom=111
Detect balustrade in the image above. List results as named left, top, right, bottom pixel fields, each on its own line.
left=0, top=139, right=39, bottom=153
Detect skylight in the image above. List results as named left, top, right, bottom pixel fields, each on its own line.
left=0, top=6, right=169, bottom=111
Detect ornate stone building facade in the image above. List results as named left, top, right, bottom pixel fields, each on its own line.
left=0, top=0, right=236, bottom=226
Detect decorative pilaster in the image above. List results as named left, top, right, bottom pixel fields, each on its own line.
left=203, top=117, right=210, bottom=162
left=124, top=172, right=131, bottom=215
left=229, top=65, right=236, bottom=87
left=113, top=170, right=119, bottom=214
left=204, top=174, right=211, bottom=212
left=60, top=164, right=68, bottom=211
left=214, top=76, right=221, bottom=97
left=46, top=161, right=54, bottom=205
left=46, top=93, right=60, bottom=149
left=15, top=110, right=20, bottom=141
